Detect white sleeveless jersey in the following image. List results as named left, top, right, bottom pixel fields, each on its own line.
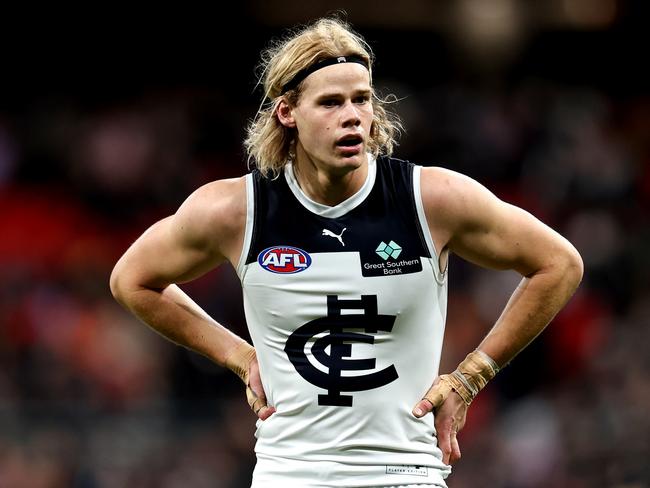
left=236, top=156, right=451, bottom=487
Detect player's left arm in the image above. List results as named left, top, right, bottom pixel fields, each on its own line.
left=413, top=167, right=583, bottom=464
left=433, top=167, right=583, bottom=365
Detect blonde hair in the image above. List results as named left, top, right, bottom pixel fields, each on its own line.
left=244, top=16, right=402, bottom=178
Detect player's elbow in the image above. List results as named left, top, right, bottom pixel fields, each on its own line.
left=560, top=242, right=584, bottom=292
left=109, top=263, right=125, bottom=304
left=109, top=258, right=134, bottom=307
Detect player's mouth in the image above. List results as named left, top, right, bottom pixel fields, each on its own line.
left=335, top=133, right=364, bottom=156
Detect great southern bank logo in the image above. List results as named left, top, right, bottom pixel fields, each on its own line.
left=258, top=246, right=312, bottom=274
left=361, top=240, right=421, bottom=277
left=375, top=240, right=402, bottom=260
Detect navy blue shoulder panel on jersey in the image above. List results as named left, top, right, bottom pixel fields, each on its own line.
left=245, top=157, right=432, bottom=267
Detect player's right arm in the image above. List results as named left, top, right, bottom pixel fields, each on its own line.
left=109, top=177, right=274, bottom=420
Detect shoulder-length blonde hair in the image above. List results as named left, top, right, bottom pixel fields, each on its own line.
left=244, top=17, right=402, bottom=178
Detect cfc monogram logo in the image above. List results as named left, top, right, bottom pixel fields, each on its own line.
left=284, top=295, right=398, bottom=406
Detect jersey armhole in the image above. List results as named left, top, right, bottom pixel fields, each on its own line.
left=236, top=173, right=256, bottom=279
left=412, top=165, right=448, bottom=285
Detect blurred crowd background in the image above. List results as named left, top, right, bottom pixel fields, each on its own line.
left=1, top=1, right=648, bottom=487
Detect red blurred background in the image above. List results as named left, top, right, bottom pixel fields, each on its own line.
left=1, top=1, right=648, bottom=486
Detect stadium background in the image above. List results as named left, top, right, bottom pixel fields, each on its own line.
left=0, top=1, right=648, bottom=486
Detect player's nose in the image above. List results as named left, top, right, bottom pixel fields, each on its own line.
left=341, top=100, right=361, bottom=128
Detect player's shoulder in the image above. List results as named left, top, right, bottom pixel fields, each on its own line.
left=420, top=165, right=487, bottom=202
left=378, top=156, right=479, bottom=202
left=420, top=165, right=472, bottom=184
left=173, top=176, right=247, bottom=248
left=419, top=165, right=499, bottom=231
left=187, top=176, right=247, bottom=210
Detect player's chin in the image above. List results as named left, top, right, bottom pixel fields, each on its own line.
left=333, top=145, right=365, bottom=166
left=335, top=143, right=363, bottom=157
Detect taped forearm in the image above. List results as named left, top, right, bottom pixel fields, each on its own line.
left=224, top=341, right=268, bottom=414
left=224, top=341, right=256, bottom=384
left=424, top=350, right=500, bottom=407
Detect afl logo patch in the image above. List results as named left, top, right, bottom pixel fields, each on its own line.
left=258, top=246, right=312, bottom=274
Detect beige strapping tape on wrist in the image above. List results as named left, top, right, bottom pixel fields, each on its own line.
left=224, top=342, right=267, bottom=414
left=224, top=342, right=256, bottom=385
left=424, top=350, right=500, bottom=407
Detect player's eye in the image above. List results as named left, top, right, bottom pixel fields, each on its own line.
left=321, top=99, right=339, bottom=107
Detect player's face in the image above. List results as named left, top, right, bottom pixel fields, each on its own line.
left=287, top=63, right=374, bottom=174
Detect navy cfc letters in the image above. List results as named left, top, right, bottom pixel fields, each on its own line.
left=284, top=295, right=398, bottom=406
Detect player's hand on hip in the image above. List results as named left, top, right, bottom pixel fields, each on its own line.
left=224, top=342, right=275, bottom=420
left=247, top=356, right=276, bottom=420
left=412, top=376, right=467, bottom=465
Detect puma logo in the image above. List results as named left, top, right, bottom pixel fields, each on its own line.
left=322, top=228, right=346, bottom=247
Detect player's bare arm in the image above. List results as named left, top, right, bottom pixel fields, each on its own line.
left=413, top=166, right=583, bottom=464
left=109, top=177, right=275, bottom=420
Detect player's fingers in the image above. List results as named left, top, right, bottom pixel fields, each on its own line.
left=412, top=398, right=434, bottom=418
left=246, top=386, right=266, bottom=411
left=247, top=361, right=265, bottom=399
left=436, top=422, right=452, bottom=465
left=438, top=429, right=451, bottom=464
left=450, top=428, right=461, bottom=464
left=419, top=376, right=453, bottom=414
left=258, top=405, right=276, bottom=421
left=246, top=386, right=275, bottom=420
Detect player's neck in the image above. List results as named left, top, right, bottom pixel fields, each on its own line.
left=292, top=152, right=368, bottom=207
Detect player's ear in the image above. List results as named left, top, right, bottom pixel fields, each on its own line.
left=276, top=98, right=296, bottom=128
